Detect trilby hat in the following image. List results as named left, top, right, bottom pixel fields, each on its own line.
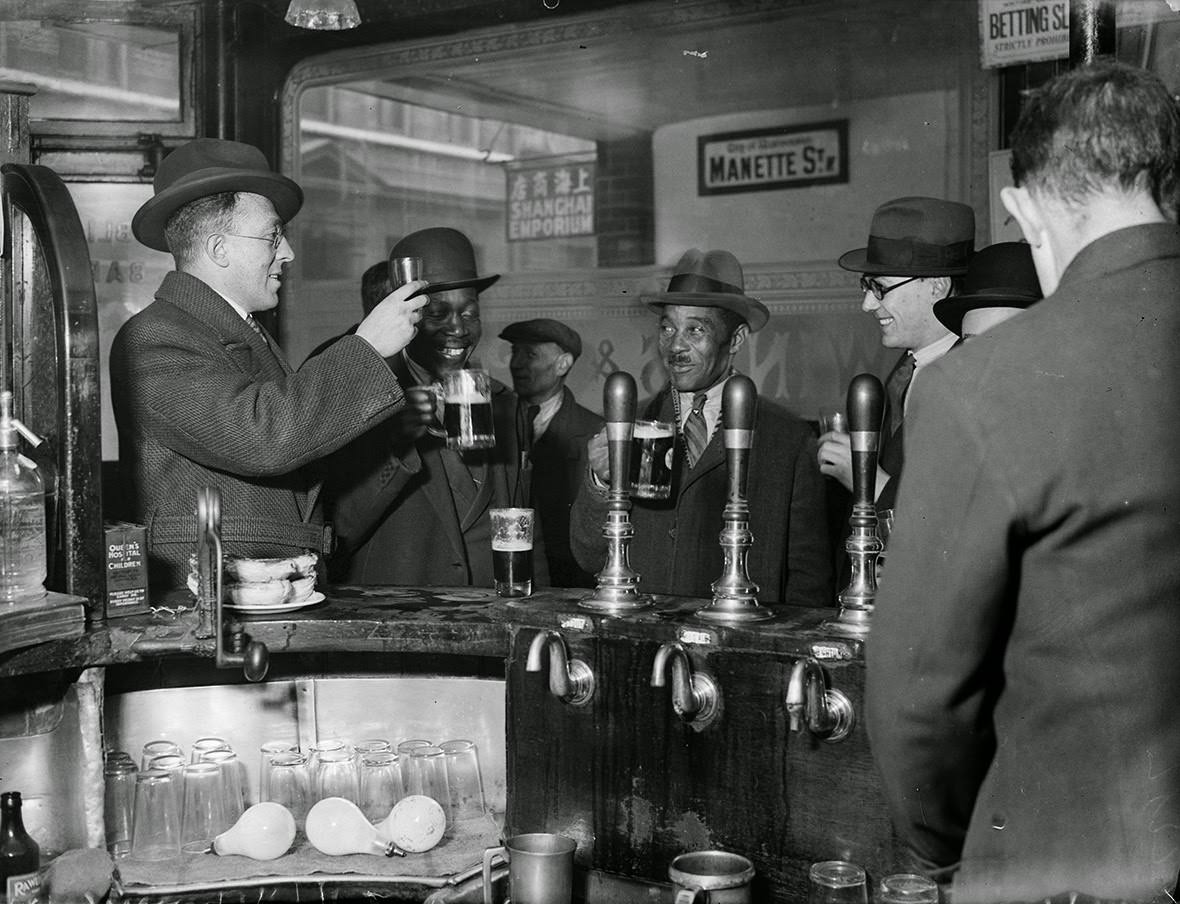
left=839, top=196, right=975, bottom=276
left=500, top=318, right=583, bottom=359
left=933, top=241, right=1043, bottom=335
left=389, top=227, right=499, bottom=295
left=132, top=138, right=303, bottom=253
left=643, top=248, right=769, bottom=332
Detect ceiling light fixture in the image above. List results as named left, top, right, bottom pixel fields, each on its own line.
left=284, top=0, right=361, bottom=30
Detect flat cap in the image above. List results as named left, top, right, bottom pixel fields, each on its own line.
left=499, top=318, right=583, bottom=358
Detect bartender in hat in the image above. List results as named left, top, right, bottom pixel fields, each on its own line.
left=569, top=249, right=831, bottom=606
left=109, top=138, right=427, bottom=588
left=326, top=227, right=548, bottom=588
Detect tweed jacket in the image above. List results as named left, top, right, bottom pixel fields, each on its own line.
left=523, top=387, right=602, bottom=588
left=109, top=270, right=406, bottom=588
left=866, top=224, right=1180, bottom=900
left=327, top=356, right=547, bottom=587
left=570, top=385, right=831, bottom=606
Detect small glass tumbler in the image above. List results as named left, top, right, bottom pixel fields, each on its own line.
left=396, top=738, right=432, bottom=756
left=180, top=761, right=227, bottom=853
left=879, top=874, right=939, bottom=904
left=808, top=860, right=868, bottom=904
left=263, top=752, right=311, bottom=830
left=130, top=769, right=180, bottom=861
left=358, top=751, right=403, bottom=823
left=404, top=745, right=450, bottom=823
left=354, top=738, right=392, bottom=757
left=439, top=739, right=485, bottom=821
left=103, top=755, right=137, bottom=859
left=315, top=747, right=359, bottom=803
left=390, top=255, right=423, bottom=290
left=202, top=748, right=246, bottom=827
left=190, top=736, right=231, bottom=763
left=259, top=740, right=299, bottom=803
left=140, top=739, right=183, bottom=770
left=147, top=753, right=187, bottom=815
left=490, top=507, right=534, bottom=598
left=817, top=410, right=849, bottom=436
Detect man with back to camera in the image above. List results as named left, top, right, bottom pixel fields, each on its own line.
left=817, top=197, right=974, bottom=513
left=499, top=318, right=601, bottom=588
left=569, top=249, right=830, bottom=606
left=109, top=138, right=427, bottom=588
left=866, top=61, right=1180, bottom=899
left=325, top=227, right=547, bottom=587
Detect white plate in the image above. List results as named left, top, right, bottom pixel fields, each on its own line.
left=227, top=592, right=326, bottom=614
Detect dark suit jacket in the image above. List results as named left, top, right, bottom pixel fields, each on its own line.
left=109, top=271, right=406, bottom=588
left=570, top=386, right=831, bottom=606
left=866, top=223, right=1180, bottom=900
left=523, top=387, right=602, bottom=588
left=327, top=357, right=547, bottom=587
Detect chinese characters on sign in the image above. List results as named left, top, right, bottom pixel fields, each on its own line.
left=979, top=0, right=1068, bottom=68
left=507, top=160, right=595, bottom=242
left=697, top=121, right=848, bottom=196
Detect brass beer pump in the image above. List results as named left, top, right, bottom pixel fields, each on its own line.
left=828, top=373, right=885, bottom=636
left=696, top=375, right=771, bottom=622
left=580, top=371, right=652, bottom=612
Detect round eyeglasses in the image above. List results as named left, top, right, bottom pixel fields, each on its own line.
left=223, top=230, right=286, bottom=251
left=859, top=275, right=919, bottom=300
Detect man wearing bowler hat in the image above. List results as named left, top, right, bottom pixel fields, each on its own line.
left=110, top=138, right=427, bottom=588
left=570, top=249, right=830, bottom=606
left=500, top=318, right=602, bottom=588
left=818, top=196, right=974, bottom=512
left=326, top=227, right=547, bottom=587
left=932, top=241, right=1042, bottom=342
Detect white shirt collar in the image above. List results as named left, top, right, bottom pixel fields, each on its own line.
left=911, top=332, right=957, bottom=371
left=532, top=391, right=564, bottom=440
left=676, top=376, right=728, bottom=437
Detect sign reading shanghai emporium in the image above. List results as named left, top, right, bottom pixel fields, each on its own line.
left=698, top=120, right=848, bottom=196
left=507, top=160, right=596, bottom=242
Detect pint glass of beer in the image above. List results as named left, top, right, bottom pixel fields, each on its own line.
left=441, top=369, right=496, bottom=450
left=490, top=507, right=534, bottom=597
left=630, top=419, right=675, bottom=499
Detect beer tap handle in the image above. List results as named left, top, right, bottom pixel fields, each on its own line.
left=847, top=373, right=885, bottom=507
left=722, top=375, right=756, bottom=503
left=603, top=371, right=637, bottom=499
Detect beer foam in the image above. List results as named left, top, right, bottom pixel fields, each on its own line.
left=633, top=422, right=674, bottom=439
left=445, top=390, right=488, bottom=403
left=492, top=539, right=532, bottom=551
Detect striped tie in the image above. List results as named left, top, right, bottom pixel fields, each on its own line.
left=245, top=314, right=269, bottom=348
left=683, top=392, right=709, bottom=467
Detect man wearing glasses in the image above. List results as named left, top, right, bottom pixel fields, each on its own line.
left=110, top=138, right=428, bottom=588
left=817, top=196, right=974, bottom=512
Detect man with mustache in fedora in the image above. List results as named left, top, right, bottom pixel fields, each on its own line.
left=325, top=227, right=546, bottom=588
left=570, top=249, right=830, bottom=606
left=819, top=196, right=974, bottom=514
left=110, top=138, right=427, bottom=588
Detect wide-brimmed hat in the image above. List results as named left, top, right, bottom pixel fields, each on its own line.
left=643, top=249, right=769, bottom=332
left=500, top=318, right=583, bottom=358
left=132, top=139, right=303, bottom=253
left=838, top=196, right=975, bottom=276
left=934, top=242, right=1042, bottom=335
left=389, top=227, right=499, bottom=295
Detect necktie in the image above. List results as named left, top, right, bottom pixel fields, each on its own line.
left=885, top=352, right=915, bottom=435
left=245, top=314, right=269, bottom=348
left=517, top=402, right=540, bottom=467
left=683, top=392, right=710, bottom=467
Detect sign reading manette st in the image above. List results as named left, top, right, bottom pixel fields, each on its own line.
left=698, top=120, right=848, bottom=196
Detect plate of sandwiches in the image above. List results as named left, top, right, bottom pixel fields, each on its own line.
left=187, top=552, right=325, bottom=613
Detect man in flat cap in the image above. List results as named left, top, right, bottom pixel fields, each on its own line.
left=500, top=318, right=602, bottom=588
left=818, top=196, right=974, bottom=514
left=110, top=138, right=426, bottom=587
left=326, top=227, right=546, bottom=588
left=570, top=249, right=830, bottom=606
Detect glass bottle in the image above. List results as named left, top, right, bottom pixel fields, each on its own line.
left=0, top=391, right=46, bottom=603
left=0, top=791, right=41, bottom=903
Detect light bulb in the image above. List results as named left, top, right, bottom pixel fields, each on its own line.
left=213, top=802, right=295, bottom=860
left=378, top=795, right=446, bottom=853
left=306, top=797, right=401, bottom=857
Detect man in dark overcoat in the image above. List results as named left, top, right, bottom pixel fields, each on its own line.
left=865, top=61, right=1180, bottom=900
left=500, top=318, right=601, bottom=588
left=110, top=139, right=426, bottom=588
left=570, top=249, right=830, bottom=606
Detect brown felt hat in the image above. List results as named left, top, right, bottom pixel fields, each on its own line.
left=933, top=242, right=1043, bottom=335
left=132, top=139, right=303, bottom=253
left=389, top=227, right=500, bottom=296
left=839, top=196, right=975, bottom=276
left=500, top=318, right=583, bottom=358
left=643, top=248, right=769, bottom=332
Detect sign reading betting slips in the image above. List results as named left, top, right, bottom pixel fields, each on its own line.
left=979, top=0, right=1068, bottom=68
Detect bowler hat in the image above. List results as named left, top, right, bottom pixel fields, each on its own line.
left=500, top=318, right=583, bottom=358
left=132, top=139, right=303, bottom=253
left=933, top=242, right=1042, bottom=335
left=389, top=227, right=499, bottom=295
left=839, top=196, right=975, bottom=276
left=643, top=249, right=769, bottom=332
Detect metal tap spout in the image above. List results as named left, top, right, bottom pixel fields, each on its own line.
left=525, top=630, right=595, bottom=706
left=650, top=642, right=720, bottom=727
left=785, top=656, right=854, bottom=742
